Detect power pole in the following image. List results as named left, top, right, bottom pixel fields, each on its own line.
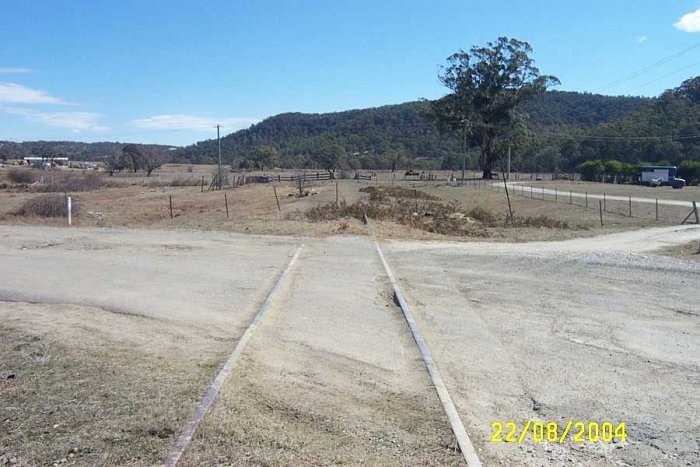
left=461, top=119, right=468, bottom=185
left=507, top=144, right=511, bottom=181
left=217, top=124, right=222, bottom=190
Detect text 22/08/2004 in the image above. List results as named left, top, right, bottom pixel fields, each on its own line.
left=491, top=421, right=627, bottom=444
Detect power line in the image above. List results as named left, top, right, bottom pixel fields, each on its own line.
left=464, top=119, right=700, bottom=142
left=628, top=61, right=700, bottom=91
left=539, top=132, right=700, bottom=142
left=595, top=40, right=700, bottom=93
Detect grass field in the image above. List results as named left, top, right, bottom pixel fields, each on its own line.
left=1, top=165, right=688, bottom=242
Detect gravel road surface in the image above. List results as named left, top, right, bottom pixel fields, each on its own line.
left=1, top=224, right=698, bottom=466
left=384, top=224, right=700, bottom=465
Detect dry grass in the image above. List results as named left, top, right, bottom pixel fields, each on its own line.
left=654, top=240, right=700, bottom=260
left=39, top=173, right=105, bottom=192
left=0, top=302, right=227, bottom=466
left=0, top=166, right=681, bottom=241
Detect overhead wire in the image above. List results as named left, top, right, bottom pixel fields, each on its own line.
left=595, top=40, right=700, bottom=93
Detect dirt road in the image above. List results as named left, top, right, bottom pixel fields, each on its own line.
left=384, top=224, right=700, bottom=465
left=1, top=224, right=698, bottom=466
left=501, top=181, right=697, bottom=208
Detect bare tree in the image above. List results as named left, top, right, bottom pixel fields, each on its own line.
left=104, top=149, right=129, bottom=176
left=141, top=148, right=165, bottom=177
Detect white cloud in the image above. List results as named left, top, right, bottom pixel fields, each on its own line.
left=1, top=106, right=107, bottom=131
left=674, top=8, right=700, bottom=32
left=635, top=35, right=647, bottom=43
left=0, top=83, right=72, bottom=105
left=131, top=114, right=259, bottom=131
left=0, top=67, right=31, bottom=74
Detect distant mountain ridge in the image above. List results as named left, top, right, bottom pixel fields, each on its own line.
left=0, top=90, right=657, bottom=170
left=175, top=91, right=651, bottom=168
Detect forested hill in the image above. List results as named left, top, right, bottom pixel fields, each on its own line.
left=518, top=91, right=650, bottom=132
left=176, top=91, right=650, bottom=167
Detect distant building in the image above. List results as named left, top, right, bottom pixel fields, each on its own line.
left=24, top=156, right=69, bottom=168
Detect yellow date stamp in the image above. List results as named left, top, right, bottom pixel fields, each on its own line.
left=491, top=421, right=627, bottom=444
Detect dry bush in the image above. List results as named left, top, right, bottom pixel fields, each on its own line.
left=306, top=198, right=477, bottom=236
left=13, top=194, right=77, bottom=217
left=511, top=215, right=569, bottom=229
left=359, top=186, right=438, bottom=201
left=7, top=169, right=37, bottom=184
left=466, top=206, right=499, bottom=225
left=306, top=193, right=570, bottom=236
left=40, top=173, right=105, bottom=192
left=146, top=177, right=201, bottom=187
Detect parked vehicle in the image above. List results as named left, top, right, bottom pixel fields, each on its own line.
left=648, top=177, right=662, bottom=187
left=640, top=166, right=685, bottom=189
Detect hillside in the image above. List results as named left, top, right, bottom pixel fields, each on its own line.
left=176, top=91, right=651, bottom=169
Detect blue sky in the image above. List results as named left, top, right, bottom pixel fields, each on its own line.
left=1, top=0, right=699, bottom=146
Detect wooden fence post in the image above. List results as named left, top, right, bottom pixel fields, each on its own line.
left=555, top=188, right=558, bottom=202
left=569, top=190, right=572, bottom=204
left=656, top=198, right=659, bottom=221
left=225, top=194, right=229, bottom=218
left=273, top=186, right=281, bottom=211
left=585, top=191, right=588, bottom=209
left=503, top=174, right=513, bottom=223
left=335, top=182, right=339, bottom=207
left=603, top=193, right=606, bottom=212
left=169, top=195, right=173, bottom=219
left=599, top=200, right=603, bottom=226
left=628, top=196, right=632, bottom=217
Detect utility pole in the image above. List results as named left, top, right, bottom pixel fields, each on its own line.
left=461, top=119, right=468, bottom=185
left=507, top=144, right=511, bottom=181
left=217, top=124, right=222, bottom=190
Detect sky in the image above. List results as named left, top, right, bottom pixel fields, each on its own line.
left=1, top=0, right=699, bottom=146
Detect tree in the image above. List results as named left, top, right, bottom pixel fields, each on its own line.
left=252, top=145, right=278, bottom=171
left=578, top=159, right=604, bottom=182
left=433, top=37, right=559, bottom=178
left=678, top=160, right=700, bottom=186
left=122, top=144, right=144, bottom=173
left=105, top=149, right=130, bottom=176
left=316, top=144, right=345, bottom=173
left=141, top=147, right=165, bottom=176
left=0, top=144, right=10, bottom=162
left=604, top=159, right=623, bottom=183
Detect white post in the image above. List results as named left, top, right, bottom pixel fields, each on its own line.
left=67, top=196, right=72, bottom=226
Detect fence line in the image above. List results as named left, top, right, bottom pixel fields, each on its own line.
left=478, top=180, right=697, bottom=224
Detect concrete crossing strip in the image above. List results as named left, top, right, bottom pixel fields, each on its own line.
left=375, top=242, right=482, bottom=467
left=163, top=244, right=304, bottom=467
